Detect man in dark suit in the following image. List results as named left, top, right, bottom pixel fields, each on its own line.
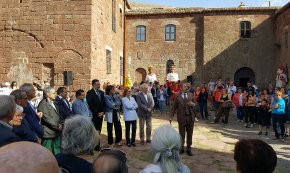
left=170, top=83, right=195, bottom=156
left=11, top=89, right=39, bottom=143
left=16, top=83, right=44, bottom=143
left=136, top=83, right=154, bottom=145
left=86, top=79, right=106, bottom=150
left=55, top=87, right=73, bottom=121
left=0, top=95, right=20, bottom=147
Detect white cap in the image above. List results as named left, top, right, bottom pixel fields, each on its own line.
left=15, top=104, right=23, bottom=113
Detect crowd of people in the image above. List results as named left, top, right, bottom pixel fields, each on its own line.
left=0, top=64, right=288, bottom=173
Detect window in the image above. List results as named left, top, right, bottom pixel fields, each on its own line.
left=106, top=50, right=112, bottom=74
left=136, top=25, right=146, bottom=42
left=240, top=21, right=251, bottom=38
left=285, top=31, right=288, bottom=49
left=165, top=24, right=176, bottom=41
left=120, top=8, right=123, bottom=28
left=112, top=0, right=116, bottom=32
left=120, top=56, right=123, bottom=76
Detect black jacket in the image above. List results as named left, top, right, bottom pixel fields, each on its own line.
left=86, top=89, right=106, bottom=117
left=0, top=123, right=20, bottom=147
left=55, top=96, right=72, bottom=121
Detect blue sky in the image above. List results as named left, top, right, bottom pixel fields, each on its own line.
left=130, top=0, right=289, bottom=8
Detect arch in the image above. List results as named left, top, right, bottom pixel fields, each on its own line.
left=135, top=68, right=147, bottom=83
left=166, top=60, right=174, bottom=74
left=234, top=67, right=255, bottom=88
left=0, top=28, right=44, bottom=48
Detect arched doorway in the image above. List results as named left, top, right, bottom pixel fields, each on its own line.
left=166, top=60, right=174, bottom=74
left=135, top=68, right=147, bottom=83
left=234, top=67, right=255, bottom=88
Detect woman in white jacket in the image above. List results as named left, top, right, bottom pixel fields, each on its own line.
left=122, top=88, right=138, bottom=147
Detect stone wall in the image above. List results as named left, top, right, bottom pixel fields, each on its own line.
left=274, top=3, right=290, bottom=67
left=91, top=0, right=125, bottom=87
left=125, top=14, right=200, bottom=84
left=0, top=0, right=125, bottom=90
left=203, top=11, right=277, bottom=87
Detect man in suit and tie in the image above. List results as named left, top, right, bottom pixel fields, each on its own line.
left=86, top=79, right=106, bottom=150
left=55, top=87, right=73, bottom=121
left=17, top=83, right=44, bottom=143
left=170, top=83, right=195, bottom=156
left=0, top=95, right=20, bottom=147
left=136, top=83, right=154, bottom=145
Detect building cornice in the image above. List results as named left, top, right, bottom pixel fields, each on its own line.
left=125, top=7, right=280, bottom=16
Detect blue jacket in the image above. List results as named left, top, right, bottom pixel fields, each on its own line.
left=25, top=103, right=44, bottom=137
left=104, top=94, right=121, bottom=123
left=55, top=96, right=73, bottom=121
left=0, top=122, right=20, bottom=147
left=13, top=118, right=38, bottom=142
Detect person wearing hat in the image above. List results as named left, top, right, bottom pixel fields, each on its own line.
left=145, top=66, right=157, bottom=83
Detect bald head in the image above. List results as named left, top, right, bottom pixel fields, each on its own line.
left=93, top=154, right=128, bottom=173
left=0, top=142, right=59, bottom=173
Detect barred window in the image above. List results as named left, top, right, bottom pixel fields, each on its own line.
left=136, top=25, right=146, bottom=42
left=165, top=24, right=176, bottom=41
left=106, top=50, right=112, bottom=74
left=112, top=0, right=116, bottom=32
left=240, top=21, right=251, bottom=38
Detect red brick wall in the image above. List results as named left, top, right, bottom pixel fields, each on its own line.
left=275, top=5, right=290, bottom=67
left=125, top=14, right=200, bottom=84
left=203, top=12, right=277, bottom=87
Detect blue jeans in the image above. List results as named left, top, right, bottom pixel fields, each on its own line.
left=272, top=113, right=285, bottom=139
left=236, top=106, right=244, bottom=120
left=199, top=102, right=208, bottom=119
left=158, top=100, right=166, bottom=113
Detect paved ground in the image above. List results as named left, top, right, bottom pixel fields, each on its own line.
left=82, top=110, right=290, bottom=173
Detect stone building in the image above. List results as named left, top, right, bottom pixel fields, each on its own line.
left=125, top=3, right=288, bottom=88
left=0, top=0, right=128, bottom=90
left=274, top=3, right=290, bottom=67
left=0, top=1, right=289, bottom=89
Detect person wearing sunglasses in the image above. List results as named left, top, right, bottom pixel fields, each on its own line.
left=140, top=124, right=191, bottom=173
left=270, top=90, right=286, bottom=142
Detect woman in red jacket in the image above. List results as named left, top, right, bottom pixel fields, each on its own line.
left=232, top=87, right=246, bottom=122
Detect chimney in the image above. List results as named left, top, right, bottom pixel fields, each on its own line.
left=269, top=1, right=271, bottom=7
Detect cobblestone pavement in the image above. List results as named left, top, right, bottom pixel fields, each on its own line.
left=82, top=110, right=290, bottom=173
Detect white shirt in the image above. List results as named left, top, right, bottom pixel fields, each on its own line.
left=145, top=74, right=157, bottom=83
left=140, top=163, right=191, bottom=173
left=143, top=93, right=148, bottom=102
left=167, top=73, right=179, bottom=82
left=238, top=94, right=243, bottom=106
left=181, top=92, right=187, bottom=99
left=228, top=85, right=237, bottom=96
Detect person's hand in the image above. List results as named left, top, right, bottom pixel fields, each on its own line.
left=36, top=112, right=43, bottom=119
left=37, top=137, right=41, bottom=144
left=187, top=101, right=195, bottom=107
left=147, top=108, right=152, bottom=112
left=98, top=112, right=104, bottom=117
left=57, top=124, right=63, bottom=131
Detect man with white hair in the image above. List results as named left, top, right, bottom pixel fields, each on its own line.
left=0, top=95, right=20, bottom=147
left=136, top=83, right=154, bottom=145
left=19, top=83, right=44, bottom=143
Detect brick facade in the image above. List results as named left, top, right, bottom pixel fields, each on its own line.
left=0, top=0, right=125, bottom=90
left=125, top=7, right=280, bottom=88
left=274, top=3, right=290, bottom=67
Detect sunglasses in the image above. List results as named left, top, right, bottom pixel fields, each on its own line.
left=100, top=148, right=127, bottom=163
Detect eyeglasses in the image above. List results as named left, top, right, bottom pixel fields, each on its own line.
left=100, top=148, right=127, bottom=164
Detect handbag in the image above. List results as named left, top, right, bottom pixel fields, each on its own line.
left=222, top=101, right=234, bottom=109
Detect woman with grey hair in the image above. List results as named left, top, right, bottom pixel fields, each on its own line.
left=38, top=87, right=62, bottom=155
left=140, top=125, right=191, bottom=173
left=56, top=115, right=98, bottom=173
